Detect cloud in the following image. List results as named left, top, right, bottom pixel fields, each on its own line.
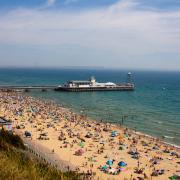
left=45, top=0, right=57, bottom=7
left=0, top=0, right=180, bottom=69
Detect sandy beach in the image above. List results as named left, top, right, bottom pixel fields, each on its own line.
left=0, top=91, right=179, bottom=180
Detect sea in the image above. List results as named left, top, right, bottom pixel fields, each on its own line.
left=0, top=68, right=180, bottom=145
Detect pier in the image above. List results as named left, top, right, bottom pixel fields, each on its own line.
left=0, top=73, right=134, bottom=92
left=0, top=85, right=58, bottom=92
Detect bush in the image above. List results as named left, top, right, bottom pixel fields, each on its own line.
left=0, top=129, right=25, bottom=149
left=0, top=129, right=80, bottom=180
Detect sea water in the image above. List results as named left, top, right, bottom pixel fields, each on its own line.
left=1, top=68, right=180, bottom=145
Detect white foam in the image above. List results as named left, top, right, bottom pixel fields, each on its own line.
left=163, top=135, right=174, bottom=139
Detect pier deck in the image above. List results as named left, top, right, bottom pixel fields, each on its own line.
left=0, top=85, right=58, bottom=91
left=0, top=85, right=134, bottom=92
left=55, top=85, right=134, bottom=92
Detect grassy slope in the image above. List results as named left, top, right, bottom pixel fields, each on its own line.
left=0, top=130, right=79, bottom=180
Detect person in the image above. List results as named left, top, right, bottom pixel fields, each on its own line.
left=144, top=173, right=148, bottom=179
left=138, top=161, right=140, bottom=168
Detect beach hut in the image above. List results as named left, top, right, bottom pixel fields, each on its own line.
left=0, top=117, right=12, bottom=132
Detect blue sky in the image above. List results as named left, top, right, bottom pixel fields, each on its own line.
left=0, top=0, right=180, bottom=10
left=0, top=0, right=180, bottom=70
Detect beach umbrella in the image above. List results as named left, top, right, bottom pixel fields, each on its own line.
left=169, top=177, right=176, bottom=180
left=79, top=141, right=84, bottom=148
left=101, top=165, right=108, bottom=171
left=106, top=160, right=113, bottom=166
left=111, top=131, right=117, bottom=137
left=118, top=161, right=127, bottom=167
left=169, top=174, right=180, bottom=180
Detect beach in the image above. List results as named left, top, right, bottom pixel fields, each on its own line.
left=0, top=90, right=179, bottom=180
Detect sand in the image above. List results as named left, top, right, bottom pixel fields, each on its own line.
left=0, top=91, right=179, bottom=180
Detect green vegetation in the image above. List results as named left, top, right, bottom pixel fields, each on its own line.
left=0, top=129, right=80, bottom=180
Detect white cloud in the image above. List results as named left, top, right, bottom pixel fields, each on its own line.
left=0, top=0, right=180, bottom=69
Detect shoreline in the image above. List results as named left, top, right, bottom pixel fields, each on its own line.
left=27, top=91, right=180, bottom=149
left=28, top=93, right=180, bottom=149
left=0, top=90, right=180, bottom=179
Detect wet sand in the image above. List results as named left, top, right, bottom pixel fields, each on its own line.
left=0, top=91, right=179, bottom=180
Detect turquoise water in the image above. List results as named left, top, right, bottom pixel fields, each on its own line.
left=0, top=68, right=180, bottom=145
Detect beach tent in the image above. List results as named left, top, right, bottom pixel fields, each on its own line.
left=118, top=161, right=127, bottom=167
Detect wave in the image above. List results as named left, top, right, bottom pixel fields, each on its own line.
left=163, top=135, right=174, bottom=139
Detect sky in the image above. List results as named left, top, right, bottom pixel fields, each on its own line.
left=0, top=0, right=180, bottom=70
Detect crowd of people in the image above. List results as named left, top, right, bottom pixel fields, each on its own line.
left=0, top=90, right=179, bottom=179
